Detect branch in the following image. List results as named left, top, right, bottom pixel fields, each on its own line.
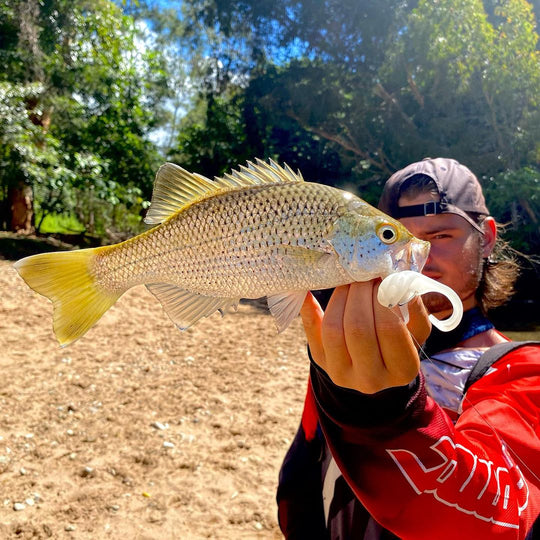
left=339, top=120, right=394, bottom=176
left=407, top=72, right=424, bottom=108
left=376, top=146, right=399, bottom=175
left=373, top=83, right=416, bottom=129
left=482, top=84, right=507, bottom=158
left=519, top=198, right=538, bottom=225
left=286, top=108, right=389, bottom=174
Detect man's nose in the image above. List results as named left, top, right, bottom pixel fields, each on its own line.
left=421, top=250, right=436, bottom=273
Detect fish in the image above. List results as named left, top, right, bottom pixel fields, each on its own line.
left=14, top=159, right=430, bottom=346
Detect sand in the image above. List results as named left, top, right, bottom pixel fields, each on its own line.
left=0, top=258, right=310, bottom=539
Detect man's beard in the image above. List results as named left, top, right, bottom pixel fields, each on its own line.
left=423, top=252, right=485, bottom=315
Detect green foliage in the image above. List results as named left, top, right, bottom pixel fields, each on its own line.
left=34, top=212, right=85, bottom=235
left=381, top=0, right=540, bottom=172
left=1, top=0, right=538, bottom=258
left=173, top=0, right=539, bottom=253
left=0, top=0, right=169, bottom=237
left=0, top=82, right=69, bottom=228
left=484, top=166, right=540, bottom=253
left=168, top=75, right=354, bottom=201
left=169, top=92, right=252, bottom=178
left=180, top=0, right=539, bottom=175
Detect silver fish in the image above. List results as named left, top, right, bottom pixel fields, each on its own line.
left=14, top=159, right=430, bottom=345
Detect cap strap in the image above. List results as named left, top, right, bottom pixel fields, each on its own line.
left=394, top=201, right=447, bottom=218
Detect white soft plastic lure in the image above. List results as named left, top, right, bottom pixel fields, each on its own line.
left=378, top=271, right=463, bottom=332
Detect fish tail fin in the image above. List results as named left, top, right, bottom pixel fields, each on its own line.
left=14, top=248, right=122, bottom=346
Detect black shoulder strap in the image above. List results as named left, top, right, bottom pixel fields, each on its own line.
left=464, top=341, right=540, bottom=393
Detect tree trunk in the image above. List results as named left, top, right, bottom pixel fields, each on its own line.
left=8, top=182, right=35, bottom=234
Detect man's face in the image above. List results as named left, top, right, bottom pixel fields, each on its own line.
left=398, top=193, right=484, bottom=316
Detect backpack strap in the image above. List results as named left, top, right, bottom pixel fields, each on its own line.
left=464, top=341, right=540, bottom=393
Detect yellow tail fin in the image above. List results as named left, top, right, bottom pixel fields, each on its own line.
left=14, top=249, right=122, bottom=346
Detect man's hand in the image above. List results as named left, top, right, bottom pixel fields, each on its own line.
left=301, top=280, right=431, bottom=394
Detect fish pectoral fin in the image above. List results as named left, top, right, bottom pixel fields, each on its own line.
left=146, top=283, right=238, bottom=330
left=267, top=291, right=308, bottom=333
left=276, top=245, right=335, bottom=267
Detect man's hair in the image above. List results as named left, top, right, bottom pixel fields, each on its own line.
left=399, top=175, right=519, bottom=313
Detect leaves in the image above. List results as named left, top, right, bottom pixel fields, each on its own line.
left=1, top=0, right=538, bottom=254
left=171, top=0, right=539, bottom=252
left=0, top=0, right=168, bottom=236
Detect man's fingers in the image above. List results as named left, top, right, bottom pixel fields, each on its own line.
left=300, top=292, right=325, bottom=365
left=406, top=297, right=431, bottom=347
left=321, top=286, right=351, bottom=363
left=343, top=281, right=379, bottom=360
left=302, top=283, right=424, bottom=393
left=371, top=283, right=422, bottom=387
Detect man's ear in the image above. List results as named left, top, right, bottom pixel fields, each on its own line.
left=481, top=217, right=497, bottom=258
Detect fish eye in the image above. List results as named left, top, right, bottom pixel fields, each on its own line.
left=378, top=224, right=398, bottom=244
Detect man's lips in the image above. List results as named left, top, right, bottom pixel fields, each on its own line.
left=422, top=270, right=442, bottom=280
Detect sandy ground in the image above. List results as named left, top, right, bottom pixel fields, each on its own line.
left=0, top=257, right=310, bottom=539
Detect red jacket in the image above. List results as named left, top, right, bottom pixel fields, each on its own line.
left=307, top=345, right=540, bottom=539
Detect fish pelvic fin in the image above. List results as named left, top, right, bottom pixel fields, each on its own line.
left=144, top=159, right=304, bottom=225
left=14, top=249, right=122, bottom=347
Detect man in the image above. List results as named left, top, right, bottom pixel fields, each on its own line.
left=277, top=158, right=540, bottom=539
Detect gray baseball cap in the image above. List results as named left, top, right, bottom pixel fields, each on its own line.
left=378, top=157, right=489, bottom=233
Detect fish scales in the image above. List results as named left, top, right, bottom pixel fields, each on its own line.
left=92, top=182, right=352, bottom=298
left=14, top=159, right=430, bottom=345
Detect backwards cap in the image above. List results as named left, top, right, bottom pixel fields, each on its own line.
left=378, top=157, right=489, bottom=233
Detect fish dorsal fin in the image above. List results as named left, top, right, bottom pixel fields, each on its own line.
left=146, top=283, right=239, bottom=330
left=144, top=163, right=218, bottom=225
left=144, top=159, right=304, bottom=225
left=226, top=158, right=304, bottom=186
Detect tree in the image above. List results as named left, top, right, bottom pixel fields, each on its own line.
left=0, top=82, right=55, bottom=231
left=168, top=78, right=350, bottom=193
left=179, top=0, right=417, bottom=178
left=175, top=0, right=539, bottom=249
left=178, top=1, right=538, bottom=173
left=380, top=0, right=540, bottom=172
left=0, top=0, right=170, bottom=236
left=379, top=0, right=540, bottom=248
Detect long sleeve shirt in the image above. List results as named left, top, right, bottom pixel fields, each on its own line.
left=308, top=344, right=540, bottom=539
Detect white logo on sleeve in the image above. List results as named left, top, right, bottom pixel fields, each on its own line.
left=387, top=436, right=528, bottom=529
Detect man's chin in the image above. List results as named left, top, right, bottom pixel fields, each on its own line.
left=421, top=292, right=454, bottom=317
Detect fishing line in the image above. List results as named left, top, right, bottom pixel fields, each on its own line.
left=396, top=307, right=540, bottom=484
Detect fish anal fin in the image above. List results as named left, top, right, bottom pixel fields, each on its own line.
left=146, top=283, right=238, bottom=330
left=267, top=291, right=308, bottom=333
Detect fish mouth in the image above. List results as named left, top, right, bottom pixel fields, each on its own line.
left=393, top=239, right=430, bottom=273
